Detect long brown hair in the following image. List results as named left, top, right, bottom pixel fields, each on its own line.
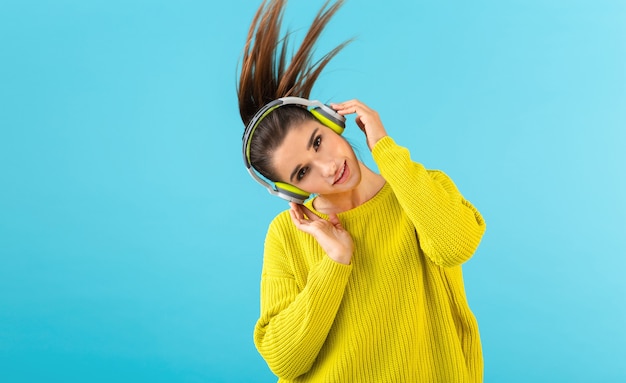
left=237, top=0, right=350, bottom=182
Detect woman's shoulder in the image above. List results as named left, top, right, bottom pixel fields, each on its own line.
left=266, top=208, right=296, bottom=235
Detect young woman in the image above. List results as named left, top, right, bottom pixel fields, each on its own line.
left=237, top=1, right=487, bottom=381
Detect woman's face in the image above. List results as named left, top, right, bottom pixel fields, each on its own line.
left=272, top=119, right=361, bottom=196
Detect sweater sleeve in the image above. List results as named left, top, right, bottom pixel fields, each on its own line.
left=253, top=216, right=353, bottom=380
left=372, top=136, right=486, bottom=267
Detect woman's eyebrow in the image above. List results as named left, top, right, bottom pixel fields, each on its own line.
left=306, top=128, right=319, bottom=150
left=289, top=128, right=319, bottom=182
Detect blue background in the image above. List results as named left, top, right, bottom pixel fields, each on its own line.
left=1, top=0, right=624, bottom=382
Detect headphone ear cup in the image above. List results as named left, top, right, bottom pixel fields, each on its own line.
left=310, top=107, right=345, bottom=135
left=274, top=181, right=310, bottom=201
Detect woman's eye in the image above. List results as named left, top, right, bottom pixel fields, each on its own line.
left=297, top=167, right=308, bottom=181
left=313, top=135, right=322, bottom=150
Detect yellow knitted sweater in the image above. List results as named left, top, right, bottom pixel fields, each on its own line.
left=254, top=136, right=486, bottom=382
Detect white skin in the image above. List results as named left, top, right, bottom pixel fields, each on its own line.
left=271, top=99, right=388, bottom=265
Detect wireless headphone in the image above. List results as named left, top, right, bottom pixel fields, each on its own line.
left=242, top=96, right=346, bottom=204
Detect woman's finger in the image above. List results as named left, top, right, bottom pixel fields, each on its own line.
left=299, top=204, right=322, bottom=222
left=327, top=213, right=342, bottom=228
left=290, top=202, right=323, bottom=224
left=290, top=204, right=313, bottom=226
left=331, top=99, right=371, bottom=115
left=289, top=206, right=303, bottom=226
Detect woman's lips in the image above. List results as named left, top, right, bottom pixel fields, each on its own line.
left=333, top=161, right=349, bottom=185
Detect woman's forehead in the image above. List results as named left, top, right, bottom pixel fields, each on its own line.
left=276, top=121, right=318, bottom=154
left=272, top=121, right=324, bottom=169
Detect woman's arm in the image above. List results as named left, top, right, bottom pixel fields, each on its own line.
left=254, top=215, right=353, bottom=379
left=333, top=99, right=486, bottom=267
left=373, top=137, right=486, bottom=267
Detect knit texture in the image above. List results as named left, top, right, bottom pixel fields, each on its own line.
left=254, top=136, right=486, bottom=382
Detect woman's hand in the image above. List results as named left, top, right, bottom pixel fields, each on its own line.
left=331, top=99, right=388, bottom=151
left=289, top=203, right=354, bottom=265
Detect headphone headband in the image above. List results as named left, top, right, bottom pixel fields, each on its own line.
left=242, top=97, right=346, bottom=204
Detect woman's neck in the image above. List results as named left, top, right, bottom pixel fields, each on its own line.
left=312, top=162, right=385, bottom=214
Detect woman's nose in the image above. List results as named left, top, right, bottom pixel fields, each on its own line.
left=319, top=160, right=337, bottom=178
